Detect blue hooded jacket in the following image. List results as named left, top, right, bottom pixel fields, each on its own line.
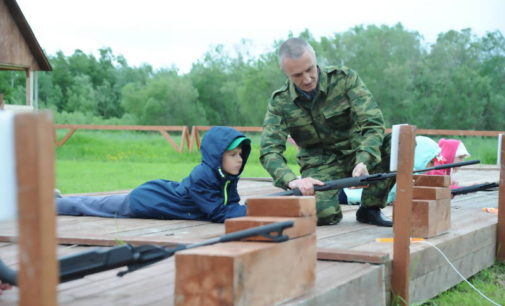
left=128, top=126, right=250, bottom=223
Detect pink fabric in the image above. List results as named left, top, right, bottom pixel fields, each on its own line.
left=426, top=138, right=461, bottom=176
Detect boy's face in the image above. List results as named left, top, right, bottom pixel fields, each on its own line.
left=222, top=147, right=243, bottom=175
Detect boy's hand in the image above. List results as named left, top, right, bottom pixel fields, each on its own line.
left=288, top=177, right=324, bottom=196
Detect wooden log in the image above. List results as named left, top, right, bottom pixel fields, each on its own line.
left=246, top=196, right=316, bottom=217
left=411, top=199, right=451, bottom=238
left=224, top=216, right=316, bottom=241
left=392, top=124, right=416, bottom=305
left=175, top=234, right=316, bottom=306
left=14, top=112, right=58, bottom=306
left=317, top=248, right=390, bottom=264
left=412, top=186, right=451, bottom=200
left=413, top=175, right=450, bottom=187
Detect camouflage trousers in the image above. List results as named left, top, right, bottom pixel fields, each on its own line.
left=300, top=134, right=395, bottom=226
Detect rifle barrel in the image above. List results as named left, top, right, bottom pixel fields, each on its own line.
left=413, top=159, right=480, bottom=173
left=452, top=182, right=499, bottom=196
left=268, top=160, right=481, bottom=197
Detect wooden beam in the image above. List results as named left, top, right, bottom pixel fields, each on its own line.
left=413, top=175, right=450, bottom=187
left=498, top=134, right=505, bottom=261
left=317, top=248, right=390, bottom=264
left=175, top=234, right=316, bottom=305
left=246, top=196, right=316, bottom=217
left=54, top=124, right=189, bottom=131
left=53, top=124, right=189, bottom=151
left=15, top=112, right=58, bottom=306
left=386, top=128, right=505, bottom=137
left=181, top=126, right=190, bottom=151
left=225, top=216, right=316, bottom=241
left=159, top=130, right=181, bottom=152
left=55, top=128, right=76, bottom=146
left=391, top=124, right=416, bottom=305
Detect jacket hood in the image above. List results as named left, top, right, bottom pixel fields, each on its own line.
left=438, top=138, right=461, bottom=165
left=200, top=126, right=251, bottom=177
left=414, top=136, right=441, bottom=170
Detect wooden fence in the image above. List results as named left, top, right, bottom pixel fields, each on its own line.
left=54, top=124, right=190, bottom=153
left=54, top=124, right=505, bottom=153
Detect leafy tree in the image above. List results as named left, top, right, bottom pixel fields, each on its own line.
left=122, top=70, right=206, bottom=126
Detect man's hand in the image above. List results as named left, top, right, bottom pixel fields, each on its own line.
left=352, top=162, right=369, bottom=177
left=351, top=162, right=369, bottom=189
left=288, top=177, right=325, bottom=196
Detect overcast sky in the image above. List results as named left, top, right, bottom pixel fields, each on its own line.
left=16, top=0, right=505, bottom=73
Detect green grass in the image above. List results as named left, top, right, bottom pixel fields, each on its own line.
left=55, top=130, right=299, bottom=193
left=419, top=261, right=505, bottom=305
left=421, top=135, right=500, bottom=164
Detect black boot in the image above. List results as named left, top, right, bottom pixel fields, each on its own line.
left=356, top=206, right=392, bottom=227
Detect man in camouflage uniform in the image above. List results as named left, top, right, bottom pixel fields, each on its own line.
left=260, top=38, right=394, bottom=227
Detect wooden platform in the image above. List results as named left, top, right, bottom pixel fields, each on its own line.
left=0, top=166, right=501, bottom=305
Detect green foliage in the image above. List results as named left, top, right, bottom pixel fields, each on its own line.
left=0, top=70, right=26, bottom=104
left=121, top=70, right=206, bottom=125
left=1, top=25, right=504, bottom=130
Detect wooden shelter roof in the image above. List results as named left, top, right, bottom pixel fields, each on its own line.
left=0, top=0, right=51, bottom=71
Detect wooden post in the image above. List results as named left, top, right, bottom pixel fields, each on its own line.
left=15, top=112, right=58, bottom=305
left=189, top=126, right=202, bottom=152
left=0, top=94, right=4, bottom=110
left=498, top=134, right=505, bottom=261
left=25, top=70, right=32, bottom=106
left=391, top=124, right=416, bottom=305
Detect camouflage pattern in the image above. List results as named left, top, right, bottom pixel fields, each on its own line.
left=260, top=66, right=389, bottom=225
left=362, top=133, right=395, bottom=209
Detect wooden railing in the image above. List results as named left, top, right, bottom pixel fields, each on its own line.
left=54, top=124, right=190, bottom=153
left=54, top=124, right=505, bottom=153
left=386, top=128, right=505, bottom=137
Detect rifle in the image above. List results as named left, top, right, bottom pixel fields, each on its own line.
left=452, top=182, right=499, bottom=196
left=0, top=221, right=293, bottom=286
left=269, top=160, right=481, bottom=196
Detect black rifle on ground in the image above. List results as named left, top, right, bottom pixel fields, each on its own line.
left=0, top=221, right=293, bottom=286
left=269, top=160, right=481, bottom=196
left=452, top=182, right=499, bottom=196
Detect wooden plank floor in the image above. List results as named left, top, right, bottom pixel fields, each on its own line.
left=0, top=167, right=501, bottom=305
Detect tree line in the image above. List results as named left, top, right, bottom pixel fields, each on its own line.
left=1, top=24, right=504, bottom=130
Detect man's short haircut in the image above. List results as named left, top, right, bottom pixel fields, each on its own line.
left=278, top=38, right=315, bottom=67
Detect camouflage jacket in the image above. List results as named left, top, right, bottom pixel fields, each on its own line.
left=260, top=66, right=385, bottom=188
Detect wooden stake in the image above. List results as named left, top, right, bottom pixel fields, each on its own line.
left=0, top=94, right=4, bottom=110
left=391, top=124, right=416, bottom=305
left=15, top=112, right=58, bottom=306
left=497, top=134, right=505, bottom=261
left=25, top=70, right=32, bottom=106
